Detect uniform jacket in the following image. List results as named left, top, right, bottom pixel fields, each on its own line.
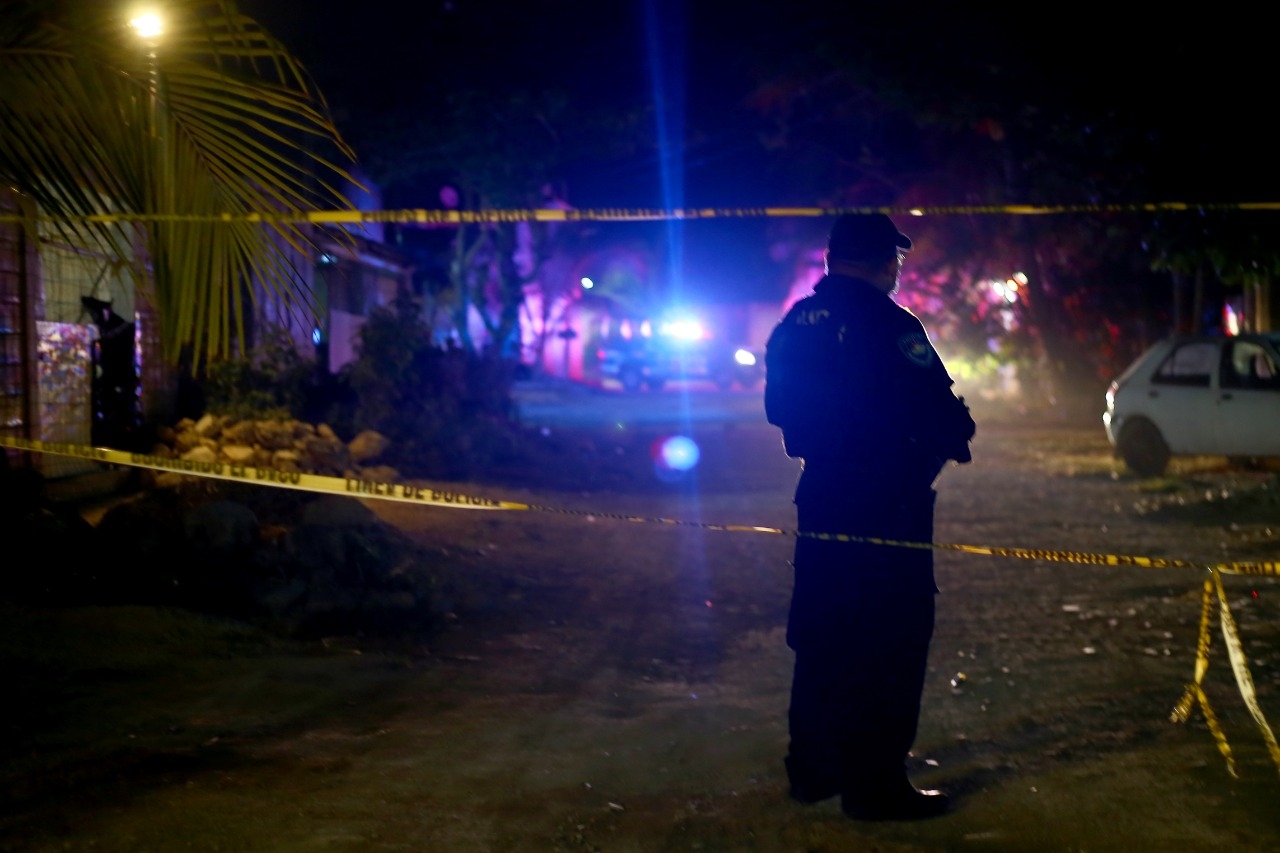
left=765, top=273, right=975, bottom=508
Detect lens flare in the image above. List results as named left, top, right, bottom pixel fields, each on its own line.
left=659, top=435, right=700, bottom=470
left=650, top=435, right=701, bottom=482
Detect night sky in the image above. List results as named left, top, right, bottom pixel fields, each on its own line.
left=241, top=0, right=1268, bottom=188
left=239, top=0, right=1274, bottom=301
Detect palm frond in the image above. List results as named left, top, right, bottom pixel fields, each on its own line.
left=0, top=0, right=362, bottom=366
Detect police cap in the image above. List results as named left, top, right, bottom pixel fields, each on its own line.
left=827, top=213, right=912, bottom=264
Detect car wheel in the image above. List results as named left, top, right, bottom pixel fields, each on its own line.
left=1118, top=418, right=1171, bottom=477
left=619, top=366, right=643, bottom=392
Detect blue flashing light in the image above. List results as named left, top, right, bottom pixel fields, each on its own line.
left=658, top=318, right=706, bottom=341
left=657, top=435, right=700, bottom=472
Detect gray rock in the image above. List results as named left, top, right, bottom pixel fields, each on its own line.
left=221, top=419, right=258, bottom=444
left=150, top=417, right=394, bottom=480
left=271, top=449, right=302, bottom=471
left=193, top=413, right=220, bottom=436
left=255, top=420, right=296, bottom=451
left=356, top=464, right=400, bottom=483
left=173, top=429, right=201, bottom=453
left=303, top=435, right=350, bottom=472
left=181, top=445, right=219, bottom=464
left=221, top=444, right=256, bottom=464
left=348, top=430, right=391, bottom=464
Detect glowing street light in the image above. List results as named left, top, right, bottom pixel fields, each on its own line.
left=127, top=8, right=163, bottom=125
left=129, top=12, right=163, bottom=41
left=129, top=8, right=167, bottom=219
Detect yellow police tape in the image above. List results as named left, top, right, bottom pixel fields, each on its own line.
left=3, top=434, right=1277, bottom=777
left=6, top=200, right=1280, bottom=226
left=0, top=437, right=524, bottom=511
left=1170, top=575, right=1280, bottom=779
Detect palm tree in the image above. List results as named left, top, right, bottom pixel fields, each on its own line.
left=0, top=0, right=358, bottom=367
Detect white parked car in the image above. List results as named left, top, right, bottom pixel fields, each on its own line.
left=1103, top=333, right=1280, bottom=476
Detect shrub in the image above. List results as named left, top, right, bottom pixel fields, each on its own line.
left=334, top=293, right=526, bottom=480
left=184, top=298, right=531, bottom=481
left=202, top=326, right=317, bottom=421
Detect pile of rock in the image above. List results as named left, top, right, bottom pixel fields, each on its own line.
left=4, top=417, right=452, bottom=636
left=76, top=489, right=448, bottom=638
left=148, top=414, right=399, bottom=486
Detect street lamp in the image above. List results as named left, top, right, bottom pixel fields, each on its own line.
left=127, top=10, right=163, bottom=117
left=128, top=13, right=163, bottom=40
left=127, top=9, right=165, bottom=217
left=127, top=8, right=164, bottom=434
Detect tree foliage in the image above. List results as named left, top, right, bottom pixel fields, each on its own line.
left=203, top=325, right=319, bottom=420
left=335, top=293, right=523, bottom=480
left=358, top=89, right=655, bottom=363
left=723, top=5, right=1280, bottom=404
left=354, top=91, right=565, bottom=358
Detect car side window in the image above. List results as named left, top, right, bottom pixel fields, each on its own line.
left=1221, top=340, right=1280, bottom=390
left=1152, top=341, right=1217, bottom=387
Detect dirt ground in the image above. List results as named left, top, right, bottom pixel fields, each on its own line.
left=2, top=405, right=1279, bottom=852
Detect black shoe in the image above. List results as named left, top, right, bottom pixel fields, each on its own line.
left=841, top=786, right=950, bottom=821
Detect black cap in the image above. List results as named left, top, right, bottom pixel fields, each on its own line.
left=827, top=213, right=912, bottom=263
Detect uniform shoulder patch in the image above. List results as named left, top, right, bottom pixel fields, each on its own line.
left=898, top=333, right=935, bottom=367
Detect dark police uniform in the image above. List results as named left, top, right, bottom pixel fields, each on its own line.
left=764, top=270, right=975, bottom=811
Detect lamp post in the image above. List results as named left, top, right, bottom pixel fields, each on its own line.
left=128, top=12, right=163, bottom=212
left=127, top=10, right=163, bottom=433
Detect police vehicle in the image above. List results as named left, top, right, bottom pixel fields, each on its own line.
left=595, top=317, right=762, bottom=392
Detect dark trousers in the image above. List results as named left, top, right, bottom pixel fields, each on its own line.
left=786, top=584, right=934, bottom=792
left=785, top=489, right=937, bottom=794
